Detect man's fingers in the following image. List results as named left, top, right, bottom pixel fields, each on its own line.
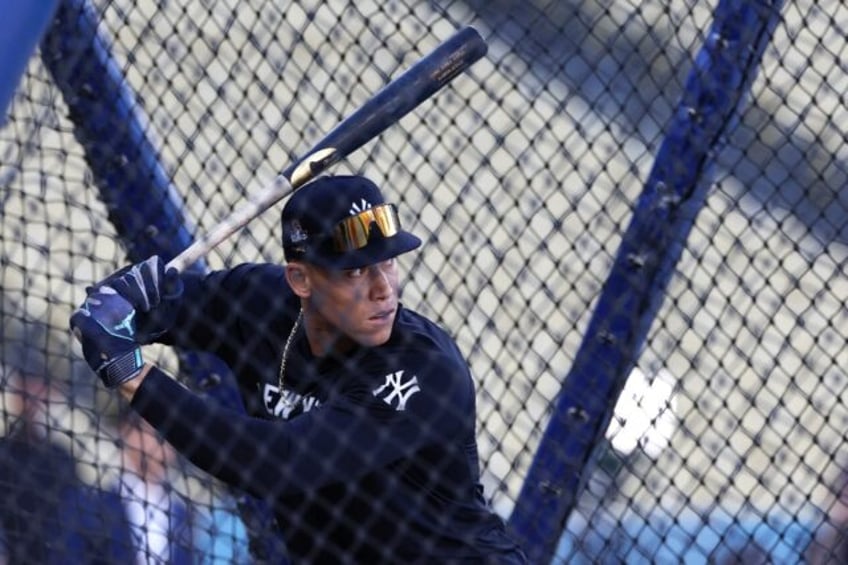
left=162, top=267, right=184, bottom=299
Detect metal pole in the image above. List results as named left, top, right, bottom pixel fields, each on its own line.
left=507, top=2, right=784, bottom=562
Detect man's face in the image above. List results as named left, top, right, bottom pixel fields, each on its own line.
left=300, top=258, right=400, bottom=349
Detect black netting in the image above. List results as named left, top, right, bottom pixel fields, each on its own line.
left=2, top=0, right=847, bottom=563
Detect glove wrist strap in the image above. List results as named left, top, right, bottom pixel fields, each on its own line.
left=99, top=347, right=144, bottom=388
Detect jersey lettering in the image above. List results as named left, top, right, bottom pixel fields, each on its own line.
left=263, top=384, right=321, bottom=419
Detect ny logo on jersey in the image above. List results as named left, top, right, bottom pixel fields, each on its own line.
left=372, top=370, right=420, bottom=411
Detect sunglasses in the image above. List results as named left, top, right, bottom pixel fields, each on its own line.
left=332, top=204, right=402, bottom=252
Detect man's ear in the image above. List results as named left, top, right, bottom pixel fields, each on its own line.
left=285, top=263, right=311, bottom=298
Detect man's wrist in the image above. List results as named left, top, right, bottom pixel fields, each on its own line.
left=118, top=362, right=154, bottom=401
left=99, top=347, right=144, bottom=388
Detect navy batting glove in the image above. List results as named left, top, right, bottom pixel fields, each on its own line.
left=70, top=286, right=144, bottom=388
left=97, top=256, right=184, bottom=343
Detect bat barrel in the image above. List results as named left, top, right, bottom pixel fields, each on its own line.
left=282, top=26, right=488, bottom=188
left=166, top=27, right=487, bottom=272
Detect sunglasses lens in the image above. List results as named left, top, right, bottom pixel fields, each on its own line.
left=332, top=204, right=401, bottom=252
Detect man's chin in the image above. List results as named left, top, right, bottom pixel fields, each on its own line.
left=357, top=325, right=394, bottom=348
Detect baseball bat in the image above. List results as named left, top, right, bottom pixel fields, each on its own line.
left=166, top=26, right=488, bottom=272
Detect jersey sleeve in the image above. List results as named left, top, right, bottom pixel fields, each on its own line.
left=131, top=352, right=475, bottom=500
left=158, top=263, right=295, bottom=355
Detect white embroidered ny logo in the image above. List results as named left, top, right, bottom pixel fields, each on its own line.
left=373, top=370, right=420, bottom=411
left=349, top=198, right=372, bottom=215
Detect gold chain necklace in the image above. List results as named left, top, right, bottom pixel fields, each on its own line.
left=277, top=308, right=303, bottom=393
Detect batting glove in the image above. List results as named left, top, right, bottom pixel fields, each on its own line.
left=95, top=255, right=184, bottom=343
left=70, top=286, right=144, bottom=388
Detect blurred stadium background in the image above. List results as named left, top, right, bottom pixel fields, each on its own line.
left=2, top=0, right=847, bottom=562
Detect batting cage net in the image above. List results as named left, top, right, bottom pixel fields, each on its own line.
left=1, top=0, right=846, bottom=563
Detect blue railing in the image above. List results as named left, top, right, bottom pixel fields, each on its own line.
left=40, top=1, right=287, bottom=561
left=507, top=1, right=784, bottom=562
left=0, top=2, right=59, bottom=125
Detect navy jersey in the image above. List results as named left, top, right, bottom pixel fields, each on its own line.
left=132, top=263, right=525, bottom=563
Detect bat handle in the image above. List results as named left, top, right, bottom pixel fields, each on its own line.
left=165, top=175, right=295, bottom=273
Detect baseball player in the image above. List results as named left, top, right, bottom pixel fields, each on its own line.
left=71, top=175, right=527, bottom=563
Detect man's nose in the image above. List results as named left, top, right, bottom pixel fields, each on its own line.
left=369, top=266, right=392, bottom=299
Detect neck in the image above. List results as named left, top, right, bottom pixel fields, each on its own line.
left=301, top=307, right=355, bottom=358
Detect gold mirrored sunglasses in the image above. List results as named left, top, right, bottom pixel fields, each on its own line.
left=331, top=204, right=402, bottom=252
